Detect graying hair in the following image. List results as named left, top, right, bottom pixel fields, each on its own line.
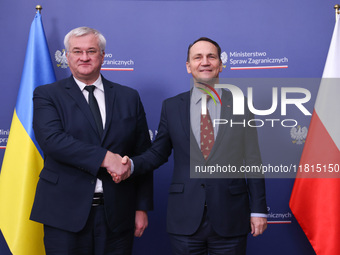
left=64, top=27, right=106, bottom=54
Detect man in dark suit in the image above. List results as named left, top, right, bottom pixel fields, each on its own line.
left=114, top=37, right=267, bottom=255
left=30, top=27, right=153, bottom=255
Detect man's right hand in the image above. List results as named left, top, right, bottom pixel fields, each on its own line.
left=101, top=151, right=131, bottom=183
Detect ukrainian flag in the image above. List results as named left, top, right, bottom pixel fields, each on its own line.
left=0, top=9, right=56, bottom=255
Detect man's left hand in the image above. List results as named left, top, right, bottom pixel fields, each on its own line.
left=135, top=210, right=148, bottom=237
left=250, top=217, right=267, bottom=237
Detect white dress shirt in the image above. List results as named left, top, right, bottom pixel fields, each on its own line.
left=74, top=76, right=105, bottom=193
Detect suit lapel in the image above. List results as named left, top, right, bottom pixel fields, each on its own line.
left=182, top=90, right=203, bottom=159
left=102, top=77, right=115, bottom=141
left=179, top=92, right=191, bottom=140
left=64, top=76, right=102, bottom=139
left=215, top=89, right=233, bottom=142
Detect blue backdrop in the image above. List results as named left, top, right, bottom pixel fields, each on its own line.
left=1, top=0, right=338, bottom=254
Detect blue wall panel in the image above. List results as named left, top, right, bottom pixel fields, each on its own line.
left=1, top=0, right=338, bottom=254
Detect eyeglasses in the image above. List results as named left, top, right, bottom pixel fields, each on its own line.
left=69, top=50, right=100, bottom=56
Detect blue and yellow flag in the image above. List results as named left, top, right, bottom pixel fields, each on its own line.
left=0, top=9, right=56, bottom=255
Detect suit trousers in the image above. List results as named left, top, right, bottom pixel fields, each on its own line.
left=43, top=205, right=134, bottom=255
left=169, top=207, right=247, bottom=255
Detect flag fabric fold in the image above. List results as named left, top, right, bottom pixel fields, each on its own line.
left=0, top=11, right=56, bottom=255
left=289, top=14, right=340, bottom=255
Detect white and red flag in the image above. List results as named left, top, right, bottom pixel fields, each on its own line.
left=289, top=13, right=340, bottom=255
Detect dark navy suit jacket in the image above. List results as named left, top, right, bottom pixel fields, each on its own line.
left=132, top=89, right=267, bottom=237
left=30, top=76, right=153, bottom=233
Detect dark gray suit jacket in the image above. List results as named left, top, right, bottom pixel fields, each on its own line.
left=133, top=89, right=267, bottom=237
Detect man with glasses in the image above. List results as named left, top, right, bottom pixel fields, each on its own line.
left=30, top=27, right=153, bottom=255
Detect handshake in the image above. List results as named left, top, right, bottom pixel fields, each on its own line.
left=101, top=151, right=131, bottom=183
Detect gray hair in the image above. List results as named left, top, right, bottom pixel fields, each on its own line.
left=64, top=27, right=106, bottom=54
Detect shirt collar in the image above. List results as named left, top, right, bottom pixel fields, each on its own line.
left=73, top=75, right=104, bottom=92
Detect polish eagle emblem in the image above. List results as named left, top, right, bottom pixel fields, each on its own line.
left=149, top=129, right=158, bottom=141
left=55, top=49, right=68, bottom=69
left=221, top=51, right=228, bottom=68
left=290, top=125, right=308, bottom=145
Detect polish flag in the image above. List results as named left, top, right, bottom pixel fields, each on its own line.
left=289, top=13, right=340, bottom=255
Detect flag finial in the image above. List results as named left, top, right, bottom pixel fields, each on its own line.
left=35, top=5, right=42, bottom=13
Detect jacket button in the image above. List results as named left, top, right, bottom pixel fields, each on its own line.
left=201, top=184, right=205, bottom=188
left=91, top=179, right=95, bottom=184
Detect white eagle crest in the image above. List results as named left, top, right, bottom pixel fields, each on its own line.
left=148, top=129, right=158, bottom=141
left=290, top=125, right=308, bottom=145
left=55, top=49, right=68, bottom=69
left=221, top=51, right=228, bottom=68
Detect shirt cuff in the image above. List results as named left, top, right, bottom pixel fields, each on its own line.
left=251, top=213, right=267, bottom=218
left=130, top=158, right=134, bottom=174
